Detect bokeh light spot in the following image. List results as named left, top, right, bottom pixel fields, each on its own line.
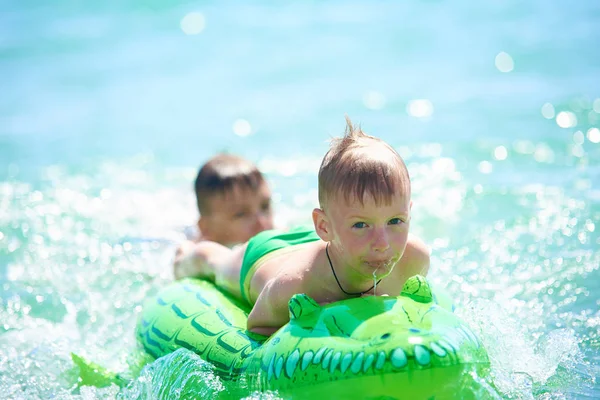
left=407, top=99, right=433, bottom=118
left=232, top=119, right=252, bottom=137
left=541, top=103, right=555, bottom=119
left=571, top=145, right=584, bottom=158
left=555, top=111, right=577, bottom=128
left=513, top=140, right=535, bottom=154
left=533, top=144, right=555, bottom=163
left=180, top=12, right=206, bottom=35
left=495, top=51, right=514, bottom=73
left=363, top=91, right=386, bottom=110
left=494, top=146, right=508, bottom=160
left=587, top=128, right=600, bottom=143
left=478, top=161, right=493, bottom=174
left=573, top=131, right=584, bottom=145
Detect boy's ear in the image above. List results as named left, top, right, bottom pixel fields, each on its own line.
left=198, top=216, right=210, bottom=238
left=312, top=208, right=332, bottom=241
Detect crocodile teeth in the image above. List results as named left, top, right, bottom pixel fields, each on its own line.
left=285, top=349, right=300, bottom=378
left=350, top=352, right=365, bottom=374
left=329, top=352, right=341, bottom=374
left=313, top=347, right=327, bottom=364
left=414, top=345, right=431, bottom=366
left=340, top=353, right=353, bottom=373
left=375, top=351, right=386, bottom=370
left=321, top=349, right=333, bottom=370
left=363, top=353, right=375, bottom=372
left=267, top=354, right=275, bottom=381
left=301, top=351, right=314, bottom=371
left=274, top=356, right=284, bottom=379
left=390, top=348, right=407, bottom=368
left=430, top=342, right=447, bottom=357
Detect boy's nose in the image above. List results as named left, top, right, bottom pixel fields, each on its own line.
left=372, top=229, right=390, bottom=252
left=253, top=212, right=273, bottom=233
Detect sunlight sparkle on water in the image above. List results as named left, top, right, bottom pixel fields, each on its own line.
left=180, top=12, right=205, bottom=35
left=495, top=51, right=514, bottom=73
left=541, top=103, right=555, bottom=119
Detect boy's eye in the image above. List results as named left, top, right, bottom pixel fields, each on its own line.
left=388, top=218, right=404, bottom=225
left=352, top=222, right=367, bottom=229
left=261, top=201, right=271, bottom=212
left=234, top=211, right=249, bottom=219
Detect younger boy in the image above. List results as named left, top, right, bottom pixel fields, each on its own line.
left=174, top=154, right=274, bottom=282
left=174, top=118, right=430, bottom=336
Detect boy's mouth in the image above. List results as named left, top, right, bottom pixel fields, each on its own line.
left=365, top=259, right=391, bottom=269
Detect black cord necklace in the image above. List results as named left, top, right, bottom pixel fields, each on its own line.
left=326, top=243, right=382, bottom=296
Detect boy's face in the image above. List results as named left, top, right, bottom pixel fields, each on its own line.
left=199, top=182, right=274, bottom=247
left=323, top=190, right=412, bottom=281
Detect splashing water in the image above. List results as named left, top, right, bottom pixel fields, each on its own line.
left=2, top=1, right=600, bottom=399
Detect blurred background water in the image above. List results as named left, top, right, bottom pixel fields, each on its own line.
left=1, top=1, right=599, bottom=399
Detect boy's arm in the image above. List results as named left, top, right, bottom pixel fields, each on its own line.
left=247, top=278, right=293, bottom=336
left=173, top=240, right=231, bottom=280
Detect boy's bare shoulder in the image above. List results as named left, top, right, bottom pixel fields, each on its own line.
left=402, top=234, right=431, bottom=274
left=263, top=242, right=325, bottom=294
left=407, top=234, right=430, bottom=255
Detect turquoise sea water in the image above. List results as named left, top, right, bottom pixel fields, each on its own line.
left=1, top=1, right=599, bottom=398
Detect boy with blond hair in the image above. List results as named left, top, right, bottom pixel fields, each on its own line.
left=174, top=118, right=430, bottom=335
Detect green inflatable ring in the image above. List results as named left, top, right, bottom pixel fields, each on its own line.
left=136, top=275, right=489, bottom=398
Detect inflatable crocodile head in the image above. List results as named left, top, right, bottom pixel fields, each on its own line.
left=246, top=275, right=489, bottom=398
left=137, top=275, right=489, bottom=399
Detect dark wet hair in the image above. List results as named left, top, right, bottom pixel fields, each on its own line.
left=195, top=153, right=266, bottom=214
left=318, top=116, right=410, bottom=208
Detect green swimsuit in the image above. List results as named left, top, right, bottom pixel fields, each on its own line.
left=240, top=225, right=321, bottom=304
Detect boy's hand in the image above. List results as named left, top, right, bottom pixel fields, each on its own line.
left=173, top=240, right=206, bottom=279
